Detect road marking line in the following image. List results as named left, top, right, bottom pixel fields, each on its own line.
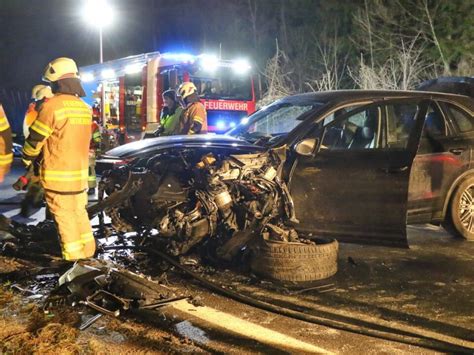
left=171, top=299, right=333, bottom=354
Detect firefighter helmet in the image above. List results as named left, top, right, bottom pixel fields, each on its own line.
left=177, top=82, right=197, bottom=99
left=43, top=57, right=80, bottom=82
left=31, top=85, right=53, bottom=100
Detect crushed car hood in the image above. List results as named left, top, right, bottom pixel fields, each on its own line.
left=104, top=134, right=264, bottom=159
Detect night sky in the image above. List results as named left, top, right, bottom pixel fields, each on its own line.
left=1, top=0, right=263, bottom=131
left=0, top=0, right=186, bottom=90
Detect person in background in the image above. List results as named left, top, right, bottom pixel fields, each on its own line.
left=177, top=82, right=208, bottom=135
left=88, top=117, right=102, bottom=195
left=22, top=57, right=95, bottom=261
left=157, top=89, right=183, bottom=136
left=15, top=85, right=54, bottom=216
left=0, top=103, right=13, bottom=183
left=23, top=85, right=53, bottom=137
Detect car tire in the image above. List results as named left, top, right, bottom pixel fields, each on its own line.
left=444, top=176, right=474, bottom=241
left=249, top=238, right=338, bottom=282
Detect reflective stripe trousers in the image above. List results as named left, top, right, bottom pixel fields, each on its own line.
left=45, top=190, right=95, bottom=260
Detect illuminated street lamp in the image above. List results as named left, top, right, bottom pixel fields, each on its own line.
left=82, top=0, right=115, bottom=63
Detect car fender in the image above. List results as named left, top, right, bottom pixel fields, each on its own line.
left=442, top=167, right=474, bottom=219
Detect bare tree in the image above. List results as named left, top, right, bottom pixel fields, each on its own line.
left=247, top=0, right=259, bottom=49
left=421, top=0, right=449, bottom=74
left=393, top=0, right=450, bottom=74
left=351, top=0, right=442, bottom=89
left=259, top=40, right=294, bottom=107
left=306, top=28, right=349, bottom=91
left=350, top=35, right=432, bottom=90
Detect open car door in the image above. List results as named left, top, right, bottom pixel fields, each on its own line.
left=289, top=99, right=429, bottom=247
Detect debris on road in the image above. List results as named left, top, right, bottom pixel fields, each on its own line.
left=49, top=261, right=188, bottom=319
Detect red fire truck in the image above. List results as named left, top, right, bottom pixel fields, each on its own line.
left=80, top=52, right=257, bottom=143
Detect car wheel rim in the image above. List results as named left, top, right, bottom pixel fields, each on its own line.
left=459, top=184, right=474, bottom=232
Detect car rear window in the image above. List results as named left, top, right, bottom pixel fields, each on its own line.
left=445, top=103, right=474, bottom=133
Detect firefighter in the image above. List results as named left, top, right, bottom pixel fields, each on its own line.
left=0, top=103, right=13, bottom=183
left=15, top=85, right=54, bottom=216
left=23, top=85, right=53, bottom=137
left=158, top=89, right=183, bottom=136
left=177, top=82, right=208, bottom=134
left=88, top=117, right=102, bottom=195
left=22, top=57, right=95, bottom=261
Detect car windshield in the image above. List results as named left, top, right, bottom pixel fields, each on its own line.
left=227, top=99, right=323, bottom=144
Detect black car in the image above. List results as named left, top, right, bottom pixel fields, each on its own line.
left=97, top=90, right=474, bottom=249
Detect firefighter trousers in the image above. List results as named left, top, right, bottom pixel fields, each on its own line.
left=44, top=190, right=95, bottom=260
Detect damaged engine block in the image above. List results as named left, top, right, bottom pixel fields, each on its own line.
left=99, top=150, right=298, bottom=259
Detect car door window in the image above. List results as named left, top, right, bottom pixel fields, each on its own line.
left=444, top=103, right=474, bottom=133
left=422, top=103, right=447, bottom=138
left=418, top=103, right=448, bottom=154
left=385, top=103, right=419, bottom=149
left=322, top=105, right=381, bottom=150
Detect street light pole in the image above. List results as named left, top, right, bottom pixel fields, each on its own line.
left=82, top=0, right=114, bottom=129
left=99, top=25, right=106, bottom=126
left=99, top=26, right=103, bottom=64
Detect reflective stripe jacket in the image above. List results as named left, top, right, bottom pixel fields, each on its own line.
left=23, top=102, right=38, bottom=138
left=179, top=101, right=208, bottom=135
left=22, top=94, right=92, bottom=192
left=0, top=104, right=13, bottom=175
left=90, top=121, right=102, bottom=154
left=160, top=106, right=183, bottom=136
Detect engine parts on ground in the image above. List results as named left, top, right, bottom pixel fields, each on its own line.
left=52, top=261, right=186, bottom=319
left=250, top=238, right=339, bottom=282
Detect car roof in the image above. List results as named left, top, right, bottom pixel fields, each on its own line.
left=281, top=90, right=474, bottom=113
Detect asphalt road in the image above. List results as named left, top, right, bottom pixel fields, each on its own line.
left=150, top=225, right=474, bottom=353
left=1, top=158, right=473, bottom=353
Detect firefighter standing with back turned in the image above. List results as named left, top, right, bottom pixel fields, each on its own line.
left=177, top=82, right=208, bottom=134
left=22, top=57, right=95, bottom=261
left=0, top=103, right=13, bottom=183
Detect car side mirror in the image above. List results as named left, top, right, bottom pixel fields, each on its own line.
left=295, top=138, right=318, bottom=157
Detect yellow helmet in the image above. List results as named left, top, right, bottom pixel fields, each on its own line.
left=43, top=57, right=80, bottom=82
left=177, top=82, right=197, bottom=99
left=31, top=85, right=53, bottom=100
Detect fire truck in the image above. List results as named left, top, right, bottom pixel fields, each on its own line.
left=80, top=52, right=257, bottom=144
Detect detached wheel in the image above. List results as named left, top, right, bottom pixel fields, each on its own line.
left=445, top=176, right=474, bottom=241
left=250, top=238, right=338, bottom=282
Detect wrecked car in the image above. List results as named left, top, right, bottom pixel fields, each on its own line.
left=94, top=90, right=474, bottom=280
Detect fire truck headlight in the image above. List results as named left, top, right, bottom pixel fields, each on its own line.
left=81, top=72, right=95, bottom=82
left=241, top=117, right=249, bottom=124
left=229, top=121, right=236, bottom=128
left=101, top=69, right=115, bottom=79
left=200, top=54, right=219, bottom=73
left=232, top=59, right=251, bottom=74
left=216, top=121, right=226, bottom=130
